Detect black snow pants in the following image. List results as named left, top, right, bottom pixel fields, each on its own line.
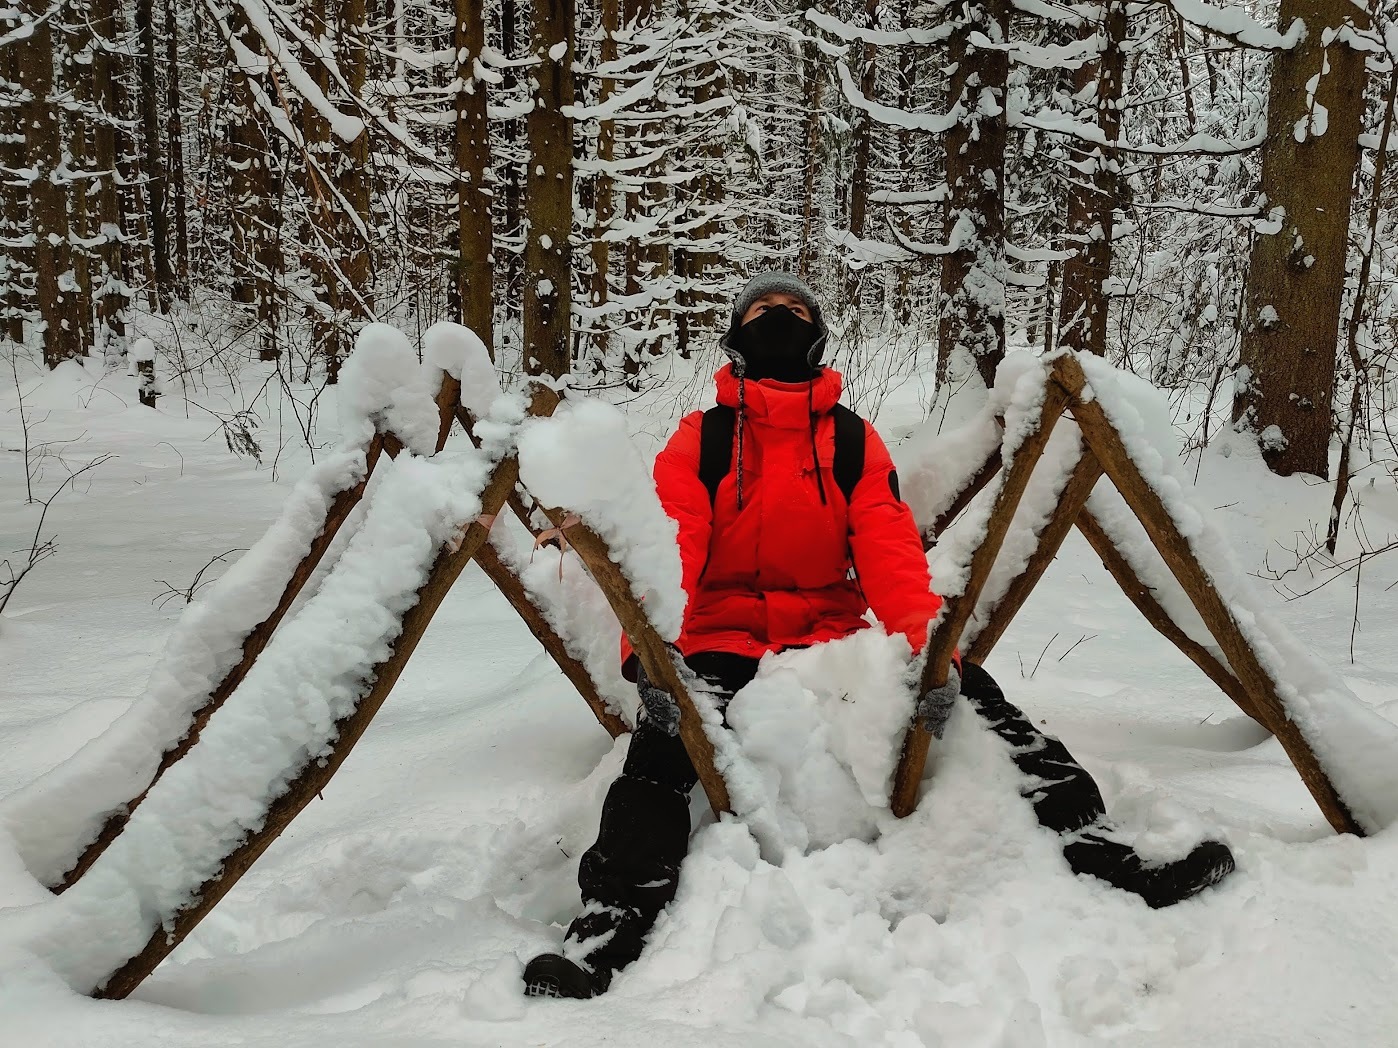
left=564, top=656, right=1109, bottom=983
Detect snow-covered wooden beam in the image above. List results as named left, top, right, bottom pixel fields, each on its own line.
left=54, top=430, right=394, bottom=893
left=892, top=380, right=1072, bottom=818
left=538, top=503, right=731, bottom=816
left=1050, top=354, right=1362, bottom=836
left=93, top=444, right=531, bottom=1000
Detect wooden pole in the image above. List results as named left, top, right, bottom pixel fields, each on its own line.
left=56, top=434, right=390, bottom=891
left=94, top=452, right=528, bottom=1000
left=477, top=540, right=628, bottom=738
left=1074, top=509, right=1264, bottom=724
left=965, top=449, right=1103, bottom=663
left=891, top=382, right=1070, bottom=817
left=926, top=445, right=1003, bottom=549
left=1052, top=354, right=1362, bottom=835
left=541, top=506, right=732, bottom=816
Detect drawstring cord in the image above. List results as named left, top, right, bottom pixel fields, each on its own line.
left=736, top=375, right=747, bottom=510
left=809, top=378, right=828, bottom=505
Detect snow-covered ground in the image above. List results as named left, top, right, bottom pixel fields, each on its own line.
left=2, top=348, right=1397, bottom=1047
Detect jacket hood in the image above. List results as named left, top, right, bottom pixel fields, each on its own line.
left=714, top=363, right=843, bottom=428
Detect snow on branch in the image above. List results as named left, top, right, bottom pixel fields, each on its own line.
left=836, top=60, right=958, bottom=134
left=1163, top=0, right=1303, bottom=51
left=1020, top=108, right=1266, bottom=156
left=827, top=225, right=917, bottom=269
left=805, top=8, right=955, bottom=47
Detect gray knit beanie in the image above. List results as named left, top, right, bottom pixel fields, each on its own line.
left=721, top=271, right=829, bottom=371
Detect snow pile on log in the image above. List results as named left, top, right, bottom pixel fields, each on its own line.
left=516, top=396, right=686, bottom=641
left=0, top=448, right=374, bottom=885
left=7, top=449, right=490, bottom=993
left=422, top=321, right=502, bottom=421
left=338, top=324, right=441, bottom=456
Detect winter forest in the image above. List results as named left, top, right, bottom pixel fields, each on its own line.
left=5, top=0, right=1398, bottom=1044
left=5, top=0, right=1397, bottom=482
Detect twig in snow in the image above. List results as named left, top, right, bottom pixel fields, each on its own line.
left=1056, top=634, right=1098, bottom=662
left=152, top=549, right=246, bottom=609
left=1025, top=633, right=1059, bottom=679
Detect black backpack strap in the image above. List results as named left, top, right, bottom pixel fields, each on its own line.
left=830, top=404, right=866, bottom=504
left=698, top=405, right=737, bottom=505
left=698, top=402, right=866, bottom=506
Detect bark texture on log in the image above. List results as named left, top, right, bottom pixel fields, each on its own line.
left=964, top=449, right=1103, bottom=662
left=1074, top=509, right=1262, bottom=724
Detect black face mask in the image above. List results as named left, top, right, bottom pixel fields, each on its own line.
left=731, top=305, right=821, bottom=382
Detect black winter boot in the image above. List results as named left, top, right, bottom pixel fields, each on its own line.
left=522, top=953, right=602, bottom=1000
left=1063, top=832, right=1235, bottom=908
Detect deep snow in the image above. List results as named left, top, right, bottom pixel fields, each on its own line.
left=2, top=347, right=1397, bottom=1047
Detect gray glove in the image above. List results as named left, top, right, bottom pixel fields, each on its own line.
left=636, top=665, right=681, bottom=736
left=916, top=663, right=961, bottom=739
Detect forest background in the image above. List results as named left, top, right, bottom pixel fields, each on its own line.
left=3, top=0, right=1397, bottom=562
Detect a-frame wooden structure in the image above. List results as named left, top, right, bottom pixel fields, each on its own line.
left=29, top=346, right=1365, bottom=1001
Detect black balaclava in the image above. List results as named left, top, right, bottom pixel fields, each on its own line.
left=721, top=271, right=829, bottom=380
left=719, top=272, right=836, bottom=509
left=730, top=305, right=821, bottom=382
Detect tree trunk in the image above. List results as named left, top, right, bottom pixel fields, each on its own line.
left=62, top=4, right=96, bottom=355
left=335, top=0, right=374, bottom=380
left=936, top=0, right=1009, bottom=387
left=134, top=0, right=171, bottom=313
left=91, top=0, right=128, bottom=358
left=590, top=0, right=619, bottom=315
left=455, top=0, right=495, bottom=352
left=797, top=40, right=823, bottom=280
left=301, top=0, right=342, bottom=378
left=163, top=0, right=189, bottom=298
left=845, top=0, right=879, bottom=312
left=1233, top=0, right=1371, bottom=478
left=0, top=12, right=29, bottom=343
left=1057, top=0, right=1127, bottom=359
left=499, top=0, right=523, bottom=325
left=522, top=0, right=576, bottom=380
left=19, top=0, right=83, bottom=367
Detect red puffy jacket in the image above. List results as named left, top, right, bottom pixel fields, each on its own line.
left=626, top=364, right=941, bottom=669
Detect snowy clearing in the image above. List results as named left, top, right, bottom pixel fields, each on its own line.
left=2, top=353, right=1397, bottom=1047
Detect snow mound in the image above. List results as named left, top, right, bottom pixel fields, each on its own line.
left=338, top=324, right=441, bottom=456
left=422, top=321, right=501, bottom=422
left=516, top=396, right=686, bottom=641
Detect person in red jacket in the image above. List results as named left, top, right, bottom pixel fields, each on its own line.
left=523, top=273, right=1234, bottom=1000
